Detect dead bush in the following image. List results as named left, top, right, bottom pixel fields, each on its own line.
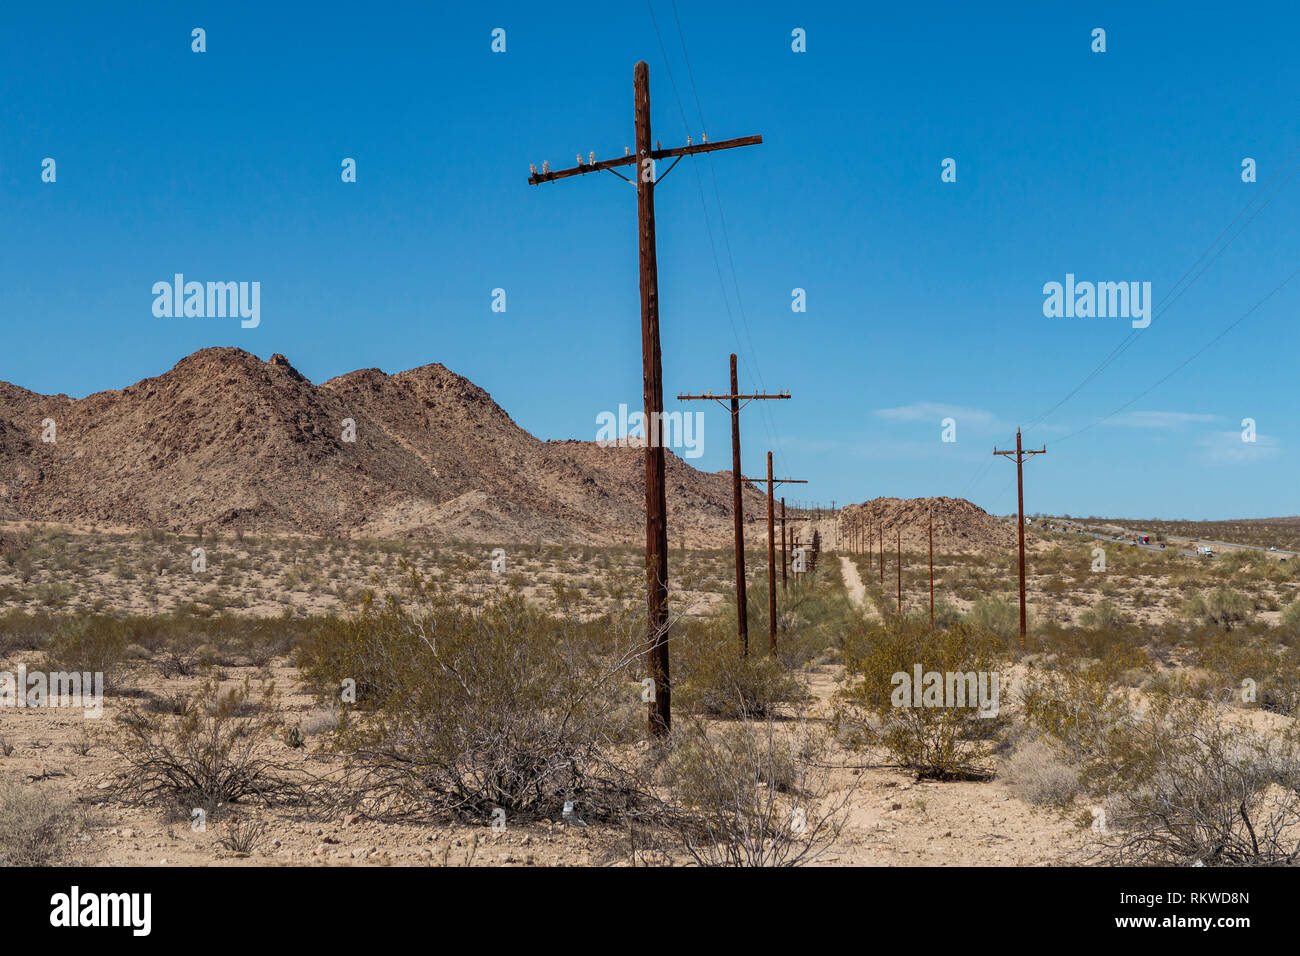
left=1094, top=702, right=1300, bottom=866
left=110, top=677, right=303, bottom=809
left=657, top=716, right=853, bottom=866
left=1002, top=735, right=1081, bottom=807
left=0, top=781, right=88, bottom=865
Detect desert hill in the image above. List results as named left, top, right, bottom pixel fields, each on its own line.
left=0, top=348, right=769, bottom=544
left=838, top=496, right=1017, bottom=552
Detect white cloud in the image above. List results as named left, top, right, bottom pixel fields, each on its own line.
left=1107, top=410, right=1220, bottom=430
left=1198, top=430, right=1280, bottom=464
left=874, top=403, right=998, bottom=427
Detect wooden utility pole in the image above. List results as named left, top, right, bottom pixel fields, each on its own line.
left=743, top=454, right=806, bottom=654
left=879, top=523, right=884, bottom=584
left=678, top=357, right=789, bottom=657
left=779, top=503, right=812, bottom=589
left=780, top=497, right=787, bottom=590
left=896, top=527, right=902, bottom=614
left=528, top=61, right=762, bottom=736
left=928, top=508, right=935, bottom=629
left=994, top=428, right=1047, bottom=647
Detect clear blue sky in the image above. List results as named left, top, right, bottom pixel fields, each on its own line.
left=2, top=1, right=1296, bottom=520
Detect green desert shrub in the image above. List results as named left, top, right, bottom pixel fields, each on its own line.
left=1080, top=598, right=1128, bottom=630
left=297, top=572, right=642, bottom=822
left=1181, top=587, right=1251, bottom=631
left=837, top=617, right=1004, bottom=779
left=967, top=597, right=1020, bottom=643
left=673, top=612, right=809, bottom=720
left=40, top=616, right=130, bottom=691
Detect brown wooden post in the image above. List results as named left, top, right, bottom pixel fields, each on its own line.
left=929, top=507, right=935, bottom=629
left=634, top=62, right=670, bottom=736
left=728, top=354, right=748, bottom=656
left=879, top=523, right=884, bottom=584
left=781, top=496, right=788, bottom=591
left=994, top=428, right=1046, bottom=649
left=897, top=526, right=902, bottom=614
left=526, top=62, right=761, bottom=736
left=767, top=452, right=776, bottom=654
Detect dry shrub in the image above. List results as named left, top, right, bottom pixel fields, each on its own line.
left=1001, top=736, right=1080, bottom=807
left=297, top=572, right=645, bottom=822
left=110, top=677, right=303, bottom=810
left=1181, top=587, right=1252, bottom=631
left=39, top=616, right=130, bottom=691
left=674, top=617, right=809, bottom=719
left=967, top=597, right=1019, bottom=643
left=0, top=781, right=88, bottom=865
left=1094, top=701, right=1300, bottom=866
left=217, top=815, right=268, bottom=854
left=1280, top=599, right=1300, bottom=638
left=657, top=717, right=853, bottom=866
left=1079, top=598, right=1128, bottom=630
left=1018, top=649, right=1151, bottom=793
left=1197, top=634, right=1300, bottom=715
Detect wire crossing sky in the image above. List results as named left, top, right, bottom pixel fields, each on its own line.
left=1, top=1, right=1296, bottom=520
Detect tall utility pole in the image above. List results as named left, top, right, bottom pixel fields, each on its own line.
left=928, top=508, right=935, bottom=629
left=896, top=527, right=902, bottom=614
left=994, top=428, right=1047, bottom=647
left=779, top=503, right=812, bottom=589
left=529, top=61, right=762, bottom=736
left=781, top=497, right=787, bottom=590
left=743, top=454, right=805, bottom=654
left=879, top=523, right=884, bottom=584
left=678, top=356, right=789, bottom=657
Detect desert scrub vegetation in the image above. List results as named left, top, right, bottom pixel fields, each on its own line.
left=673, top=616, right=809, bottom=719
left=654, top=716, right=854, bottom=867
left=0, top=780, right=89, bottom=865
left=1014, top=650, right=1300, bottom=865
left=1195, top=632, right=1300, bottom=715
left=109, top=676, right=306, bottom=812
left=671, top=568, right=852, bottom=719
left=966, top=597, right=1020, bottom=643
left=1092, top=701, right=1300, bottom=865
left=1181, top=587, right=1252, bottom=630
left=297, top=572, right=647, bottom=823
left=837, top=616, right=1006, bottom=779
left=40, top=615, right=131, bottom=691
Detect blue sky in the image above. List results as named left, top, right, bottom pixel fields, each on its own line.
left=1, top=1, right=1296, bottom=520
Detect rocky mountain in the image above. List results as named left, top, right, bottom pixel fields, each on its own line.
left=0, top=348, right=770, bottom=544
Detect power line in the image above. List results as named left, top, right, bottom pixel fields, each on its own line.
left=959, top=150, right=1300, bottom=508
left=652, top=0, right=788, bottom=479
left=1024, top=148, right=1300, bottom=435
left=1051, top=258, right=1300, bottom=446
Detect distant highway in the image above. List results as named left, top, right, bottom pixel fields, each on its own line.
left=1019, top=519, right=1299, bottom=561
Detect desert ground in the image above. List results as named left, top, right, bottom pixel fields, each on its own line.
left=3, top=502, right=1298, bottom=867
